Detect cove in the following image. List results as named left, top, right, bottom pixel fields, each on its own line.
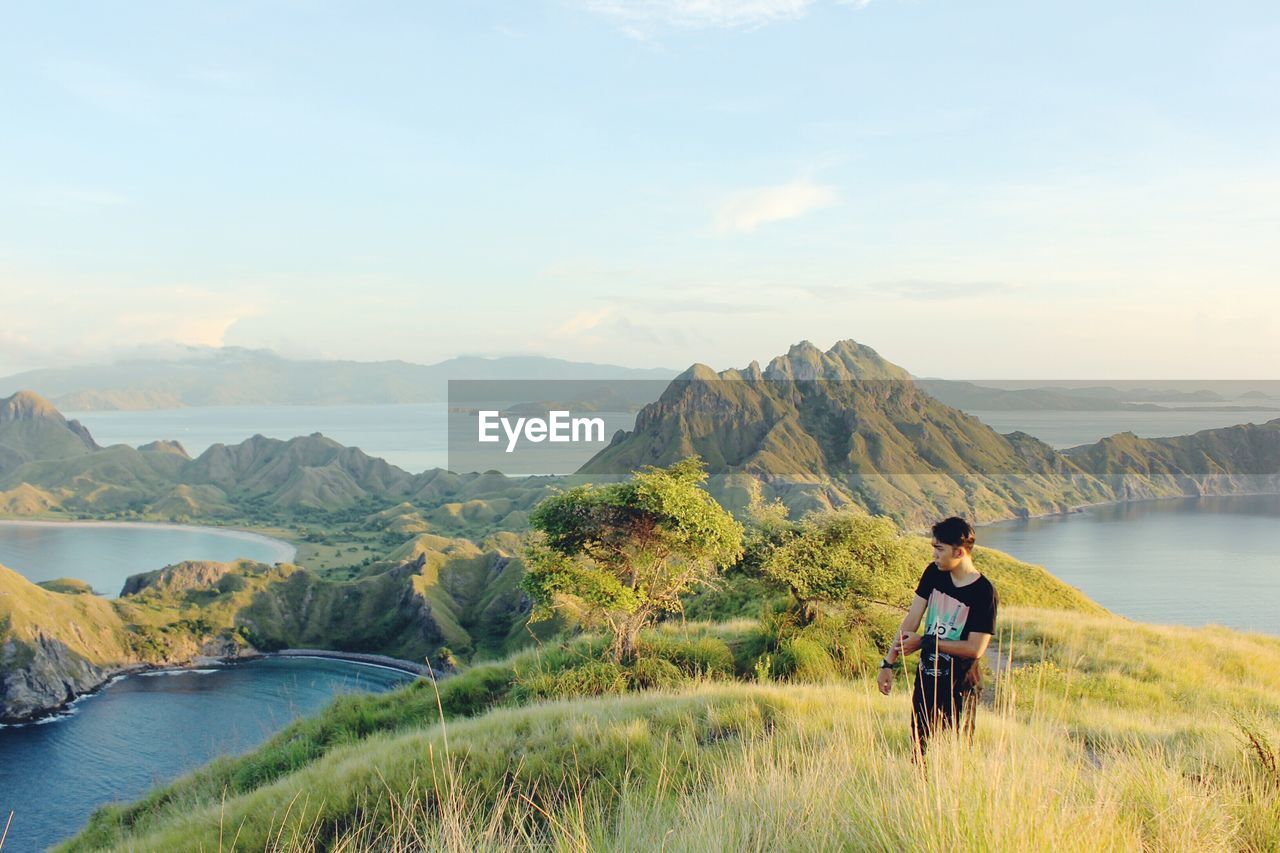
left=0, top=520, right=296, bottom=596
left=0, top=656, right=414, bottom=851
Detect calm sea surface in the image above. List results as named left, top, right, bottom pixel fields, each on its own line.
left=64, top=403, right=639, bottom=474
left=0, top=658, right=413, bottom=852
left=979, top=494, right=1280, bottom=634
left=66, top=404, right=453, bottom=473
left=64, top=404, right=1280, bottom=468
left=0, top=521, right=295, bottom=596
left=968, top=408, right=1279, bottom=448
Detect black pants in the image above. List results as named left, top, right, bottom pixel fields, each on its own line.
left=911, top=669, right=976, bottom=756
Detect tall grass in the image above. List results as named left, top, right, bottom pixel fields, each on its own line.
left=188, top=684, right=1280, bottom=852
left=59, top=606, right=1280, bottom=851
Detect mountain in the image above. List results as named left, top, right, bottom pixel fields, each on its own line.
left=0, top=347, right=679, bottom=410
left=1064, top=422, right=1280, bottom=498
left=4, top=369, right=1279, bottom=530
left=916, top=380, right=1169, bottom=411
left=581, top=340, right=1280, bottom=525
left=580, top=341, right=1112, bottom=524
left=0, top=392, right=551, bottom=534
left=0, top=390, right=99, bottom=477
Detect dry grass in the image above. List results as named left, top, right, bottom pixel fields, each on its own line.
left=59, top=606, right=1280, bottom=852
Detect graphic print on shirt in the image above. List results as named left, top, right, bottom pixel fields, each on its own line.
left=920, top=590, right=970, bottom=678
left=924, top=589, right=970, bottom=641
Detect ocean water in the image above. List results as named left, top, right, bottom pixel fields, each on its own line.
left=65, top=403, right=454, bottom=473
left=0, top=658, right=414, bottom=851
left=0, top=520, right=295, bottom=597
left=978, top=494, right=1280, bottom=634
left=64, top=403, right=640, bottom=475
left=63, top=403, right=1280, bottom=473
left=967, top=408, right=1279, bottom=448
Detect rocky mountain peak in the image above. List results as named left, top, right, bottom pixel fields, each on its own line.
left=0, top=390, right=64, bottom=422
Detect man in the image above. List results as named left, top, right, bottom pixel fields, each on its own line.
left=876, top=516, right=998, bottom=756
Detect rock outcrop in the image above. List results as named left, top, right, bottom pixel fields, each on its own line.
left=0, top=634, right=123, bottom=723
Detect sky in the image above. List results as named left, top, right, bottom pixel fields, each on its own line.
left=1, top=0, right=1277, bottom=378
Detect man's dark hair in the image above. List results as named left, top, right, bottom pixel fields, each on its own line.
left=932, top=516, right=975, bottom=551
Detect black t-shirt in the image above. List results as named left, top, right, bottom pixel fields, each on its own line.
left=913, top=562, right=998, bottom=692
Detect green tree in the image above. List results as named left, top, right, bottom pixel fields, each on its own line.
left=522, top=457, right=744, bottom=663
left=758, top=511, right=914, bottom=623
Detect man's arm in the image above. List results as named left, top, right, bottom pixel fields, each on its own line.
left=878, top=594, right=927, bottom=695
left=884, top=594, right=927, bottom=665
left=934, top=631, right=992, bottom=660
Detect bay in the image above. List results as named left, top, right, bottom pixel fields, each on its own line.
left=0, top=521, right=295, bottom=597
left=0, top=658, right=414, bottom=851
left=978, top=494, right=1280, bottom=634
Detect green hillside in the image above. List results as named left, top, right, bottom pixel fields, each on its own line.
left=1064, top=421, right=1280, bottom=498
left=0, top=526, right=543, bottom=722
left=0, top=390, right=98, bottom=477
left=581, top=341, right=1114, bottom=524
left=581, top=340, right=1280, bottom=526
left=60, top=603, right=1280, bottom=851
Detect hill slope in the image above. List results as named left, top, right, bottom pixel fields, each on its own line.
left=0, top=390, right=98, bottom=477
left=59, top=605, right=1280, bottom=851
left=582, top=340, right=1280, bottom=525
left=0, top=527, right=537, bottom=722
left=581, top=341, right=1113, bottom=524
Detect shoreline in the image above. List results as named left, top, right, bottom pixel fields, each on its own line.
left=973, top=488, right=1280, bottom=531
left=256, top=648, right=444, bottom=678
left=0, top=518, right=298, bottom=564
left=2, top=648, right=439, bottom=728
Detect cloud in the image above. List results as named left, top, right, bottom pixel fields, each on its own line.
left=0, top=278, right=268, bottom=374
left=28, top=186, right=131, bottom=211
left=714, top=180, right=838, bottom=234
left=579, top=0, right=869, bottom=34
left=801, top=280, right=1021, bottom=302
left=552, top=307, right=615, bottom=338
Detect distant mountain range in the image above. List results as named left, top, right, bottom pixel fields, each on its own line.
left=580, top=341, right=1280, bottom=524
left=4, top=343, right=1280, bottom=722
left=0, top=347, right=679, bottom=411
left=2, top=339, right=1279, bottom=527
left=0, top=389, right=550, bottom=532
left=917, top=380, right=1280, bottom=412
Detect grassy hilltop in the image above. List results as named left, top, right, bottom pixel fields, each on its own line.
left=60, top=596, right=1280, bottom=851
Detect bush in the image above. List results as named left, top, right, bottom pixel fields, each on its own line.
left=777, top=636, right=839, bottom=682
left=514, top=660, right=631, bottom=701
left=632, top=657, right=684, bottom=690
left=648, top=635, right=736, bottom=678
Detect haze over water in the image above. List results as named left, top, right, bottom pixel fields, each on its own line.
left=63, top=403, right=1280, bottom=471
left=979, top=494, right=1280, bottom=635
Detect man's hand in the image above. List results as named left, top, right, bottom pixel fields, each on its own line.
left=894, top=631, right=923, bottom=656
left=876, top=666, right=894, bottom=695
